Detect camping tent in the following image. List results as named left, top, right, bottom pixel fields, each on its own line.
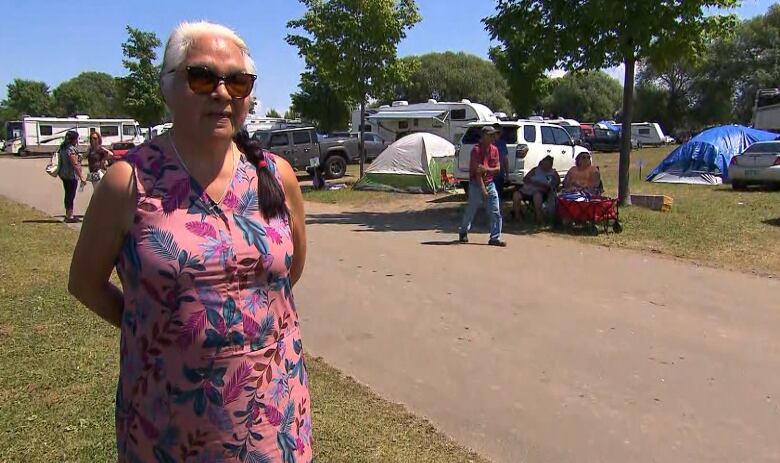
left=353, top=132, right=455, bottom=193
left=595, top=120, right=621, bottom=133
left=646, top=125, right=778, bottom=185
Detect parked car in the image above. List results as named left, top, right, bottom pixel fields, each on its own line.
left=109, top=142, right=136, bottom=163
left=254, top=127, right=387, bottom=179
left=729, top=141, right=780, bottom=189
left=583, top=127, right=640, bottom=152
left=454, top=120, right=588, bottom=191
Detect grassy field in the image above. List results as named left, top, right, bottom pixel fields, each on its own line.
left=590, top=146, right=780, bottom=275
left=0, top=198, right=486, bottom=463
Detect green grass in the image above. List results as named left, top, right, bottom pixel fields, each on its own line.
left=588, top=146, right=780, bottom=275
left=0, top=197, right=487, bottom=463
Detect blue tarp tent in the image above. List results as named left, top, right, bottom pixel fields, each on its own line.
left=646, top=125, right=777, bottom=185
left=595, top=120, right=621, bottom=133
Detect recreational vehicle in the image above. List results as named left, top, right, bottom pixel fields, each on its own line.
left=352, top=99, right=498, bottom=145
left=244, top=116, right=304, bottom=136
left=4, top=116, right=143, bottom=156
left=614, top=122, right=667, bottom=146
left=752, top=88, right=780, bottom=133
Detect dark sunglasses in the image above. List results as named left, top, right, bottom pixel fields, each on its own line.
left=184, top=65, right=256, bottom=99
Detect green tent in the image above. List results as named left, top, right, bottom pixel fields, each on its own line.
left=354, top=132, right=456, bottom=193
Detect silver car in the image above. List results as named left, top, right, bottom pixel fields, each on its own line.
left=729, top=141, right=780, bottom=189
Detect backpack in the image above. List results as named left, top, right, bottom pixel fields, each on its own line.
left=45, top=149, right=60, bottom=177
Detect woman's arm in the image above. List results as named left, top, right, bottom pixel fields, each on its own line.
left=276, top=157, right=307, bottom=287
left=69, top=149, right=85, bottom=181
left=68, top=162, right=136, bottom=327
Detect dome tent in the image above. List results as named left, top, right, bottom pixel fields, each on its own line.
left=353, top=132, right=455, bottom=193
left=646, top=125, right=778, bottom=185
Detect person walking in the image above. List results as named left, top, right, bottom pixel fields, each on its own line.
left=68, top=21, right=312, bottom=462
left=57, top=130, right=85, bottom=223
left=492, top=122, right=508, bottom=196
left=459, top=126, right=506, bottom=247
left=85, top=132, right=112, bottom=189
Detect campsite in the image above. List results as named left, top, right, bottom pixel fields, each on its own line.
left=2, top=1, right=780, bottom=463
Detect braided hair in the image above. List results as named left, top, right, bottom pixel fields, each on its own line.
left=233, top=129, right=288, bottom=220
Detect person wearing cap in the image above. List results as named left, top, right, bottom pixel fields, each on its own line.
left=562, top=151, right=602, bottom=195
left=491, top=122, right=508, bottom=195
left=459, top=125, right=506, bottom=246
left=514, top=155, right=560, bottom=225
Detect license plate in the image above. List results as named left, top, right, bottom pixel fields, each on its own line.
left=745, top=169, right=759, bottom=177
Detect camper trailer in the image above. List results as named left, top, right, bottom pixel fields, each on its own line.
left=752, top=88, right=780, bottom=133
left=4, top=116, right=143, bottom=156
left=352, top=99, right=498, bottom=145
left=614, top=122, right=667, bottom=146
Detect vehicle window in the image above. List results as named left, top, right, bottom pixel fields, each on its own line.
left=744, top=142, right=780, bottom=153
left=398, top=121, right=409, bottom=129
left=523, top=125, right=537, bottom=142
left=292, top=131, right=311, bottom=145
left=269, top=133, right=289, bottom=147
left=552, top=127, right=572, bottom=145
left=39, top=125, right=53, bottom=136
left=413, top=119, right=419, bottom=127
left=363, top=134, right=375, bottom=142
left=499, top=127, right=518, bottom=144
left=450, top=109, right=467, bottom=120
left=461, top=127, right=483, bottom=144
left=563, top=126, right=582, bottom=140
left=101, top=125, right=119, bottom=137
left=541, top=126, right=555, bottom=144
left=639, top=128, right=650, bottom=135
left=122, top=124, right=137, bottom=136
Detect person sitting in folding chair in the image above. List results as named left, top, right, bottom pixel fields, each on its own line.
left=562, top=152, right=602, bottom=195
left=513, top=155, right=560, bottom=225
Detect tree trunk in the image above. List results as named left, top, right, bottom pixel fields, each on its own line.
left=359, top=100, right=366, bottom=178
left=618, top=56, right=636, bottom=206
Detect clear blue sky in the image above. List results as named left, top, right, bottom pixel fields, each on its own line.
left=0, top=0, right=773, bottom=114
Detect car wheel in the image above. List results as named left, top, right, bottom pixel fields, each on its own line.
left=324, top=155, right=347, bottom=179
left=732, top=181, right=747, bottom=190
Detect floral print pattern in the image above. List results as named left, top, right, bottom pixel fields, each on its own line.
left=115, top=142, right=311, bottom=462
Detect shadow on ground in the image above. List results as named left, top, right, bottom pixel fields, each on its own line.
left=305, top=205, right=595, bottom=239
left=764, top=218, right=780, bottom=227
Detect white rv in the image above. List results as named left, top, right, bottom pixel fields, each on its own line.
left=243, top=116, right=304, bottom=136
left=352, top=99, right=498, bottom=145
left=4, top=115, right=143, bottom=156
left=614, top=122, right=667, bottom=146
left=752, top=88, right=780, bottom=132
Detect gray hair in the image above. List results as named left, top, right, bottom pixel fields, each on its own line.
left=160, top=21, right=256, bottom=101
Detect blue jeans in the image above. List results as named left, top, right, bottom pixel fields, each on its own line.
left=460, top=181, right=502, bottom=241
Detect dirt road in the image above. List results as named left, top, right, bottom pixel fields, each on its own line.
left=2, top=156, right=779, bottom=462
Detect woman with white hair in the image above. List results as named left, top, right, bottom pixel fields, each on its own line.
left=68, top=21, right=312, bottom=462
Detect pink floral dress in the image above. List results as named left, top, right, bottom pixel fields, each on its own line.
left=115, top=142, right=312, bottom=462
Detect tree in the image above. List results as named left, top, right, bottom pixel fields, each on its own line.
left=541, top=71, right=623, bottom=121
left=284, top=108, right=301, bottom=120
left=265, top=108, right=282, bottom=118
left=3, top=79, right=54, bottom=117
left=392, top=52, right=511, bottom=113
left=633, top=81, right=671, bottom=131
left=287, top=0, right=421, bottom=176
left=635, top=60, right=699, bottom=134
left=53, top=72, right=124, bottom=117
left=485, top=0, right=739, bottom=205
left=702, top=4, right=780, bottom=124
left=488, top=45, right=552, bottom=117
left=119, top=26, right=165, bottom=126
left=290, top=71, right=353, bottom=133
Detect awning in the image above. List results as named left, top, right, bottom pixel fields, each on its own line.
left=368, top=110, right=448, bottom=122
